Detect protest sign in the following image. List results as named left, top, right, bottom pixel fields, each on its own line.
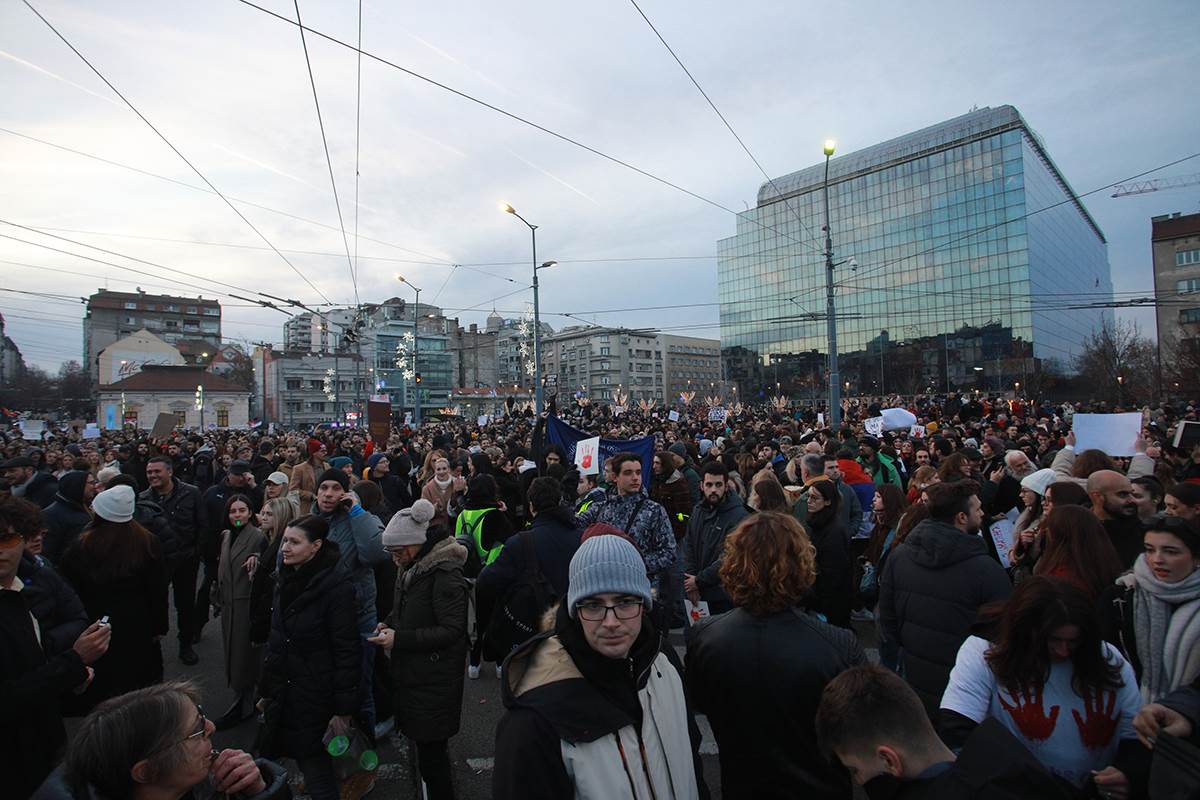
left=707, top=407, right=727, bottom=422
left=574, top=436, right=600, bottom=475
left=82, top=423, right=101, bottom=440
left=909, top=425, right=925, bottom=439
left=863, top=416, right=884, bottom=437
left=477, top=415, right=489, bottom=427
left=685, top=599, right=711, bottom=627
left=19, top=419, right=45, bottom=440
left=1174, top=421, right=1200, bottom=451
left=1072, top=412, right=1142, bottom=457
left=989, top=519, right=1014, bottom=569
left=817, top=412, right=825, bottom=427
left=881, top=407, right=917, bottom=431
left=668, top=410, right=680, bottom=422
left=150, top=412, right=176, bottom=440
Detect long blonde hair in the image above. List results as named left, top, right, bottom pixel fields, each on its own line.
left=260, top=497, right=297, bottom=543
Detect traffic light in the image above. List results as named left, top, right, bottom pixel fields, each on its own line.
left=415, top=373, right=423, bottom=384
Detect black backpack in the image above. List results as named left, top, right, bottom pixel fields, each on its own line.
left=486, top=531, right=555, bottom=657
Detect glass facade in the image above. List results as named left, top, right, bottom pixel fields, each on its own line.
left=717, top=106, right=1111, bottom=399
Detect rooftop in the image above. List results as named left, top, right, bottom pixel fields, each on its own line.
left=103, top=364, right=247, bottom=393
left=87, top=289, right=220, bottom=311
left=1152, top=212, right=1200, bottom=241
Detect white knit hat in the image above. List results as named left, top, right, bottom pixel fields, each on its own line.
left=383, top=498, right=435, bottom=547
left=92, top=485, right=135, bottom=523
left=1020, top=468, right=1058, bottom=497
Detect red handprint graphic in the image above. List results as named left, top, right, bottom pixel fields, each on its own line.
left=1071, top=687, right=1118, bottom=750
left=998, top=684, right=1060, bottom=741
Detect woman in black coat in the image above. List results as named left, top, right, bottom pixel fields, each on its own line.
left=59, top=485, right=168, bottom=712
left=802, top=480, right=854, bottom=628
left=371, top=499, right=469, bottom=800
left=258, top=515, right=361, bottom=800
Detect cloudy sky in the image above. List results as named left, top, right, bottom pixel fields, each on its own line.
left=2, top=0, right=1198, bottom=371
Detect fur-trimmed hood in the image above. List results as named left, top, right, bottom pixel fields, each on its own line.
left=405, top=534, right=467, bottom=582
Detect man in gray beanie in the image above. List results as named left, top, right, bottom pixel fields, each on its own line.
left=493, top=534, right=706, bottom=799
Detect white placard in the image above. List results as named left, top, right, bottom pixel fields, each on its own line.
left=668, top=410, right=680, bottom=422
left=1072, top=412, right=1142, bottom=457
left=477, top=415, right=489, bottom=427
left=988, top=519, right=1014, bottom=569
left=881, top=407, right=917, bottom=431
left=909, top=424, right=925, bottom=439
left=863, top=416, right=884, bottom=437
left=19, top=419, right=46, bottom=440
left=707, top=407, right=727, bottom=422
left=82, top=423, right=101, bottom=440
left=574, top=436, right=600, bottom=475
left=685, top=599, right=711, bottom=626
left=817, top=412, right=825, bottom=427
left=612, top=405, right=625, bottom=416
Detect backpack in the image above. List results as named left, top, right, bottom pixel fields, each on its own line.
left=485, top=531, right=554, bottom=657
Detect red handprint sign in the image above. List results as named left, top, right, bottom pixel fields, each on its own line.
left=1071, top=687, right=1118, bottom=750
left=998, top=684, right=1060, bottom=741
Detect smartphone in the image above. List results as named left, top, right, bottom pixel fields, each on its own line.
left=99, top=616, right=110, bottom=626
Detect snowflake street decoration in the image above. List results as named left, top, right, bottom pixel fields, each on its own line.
left=704, top=395, right=721, bottom=408
left=393, top=334, right=416, bottom=381
left=517, top=306, right=536, bottom=378
left=323, top=368, right=337, bottom=401
left=679, top=391, right=696, bottom=405
left=770, top=395, right=789, bottom=412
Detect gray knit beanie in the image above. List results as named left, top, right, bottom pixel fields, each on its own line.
left=383, top=498, right=435, bottom=547
left=567, top=535, right=653, bottom=617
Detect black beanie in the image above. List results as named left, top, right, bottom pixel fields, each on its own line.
left=318, top=467, right=350, bottom=491
left=58, top=470, right=89, bottom=505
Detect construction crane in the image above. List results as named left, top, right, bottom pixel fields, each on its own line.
left=1111, top=173, right=1200, bottom=197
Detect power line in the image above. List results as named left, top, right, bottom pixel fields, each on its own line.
left=353, top=0, right=364, bottom=295
left=430, top=264, right=459, bottom=305
left=233, top=0, right=826, bottom=255
left=292, top=0, right=358, bottom=305
left=22, top=0, right=334, bottom=306
left=626, top=0, right=823, bottom=254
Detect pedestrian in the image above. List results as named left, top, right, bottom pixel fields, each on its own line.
left=456, top=474, right=514, bottom=677
left=33, top=681, right=289, bottom=800
left=686, top=511, right=865, bottom=799
left=421, top=457, right=464, bottom=531
left=858, top=436, right=902, bottom=488
left=58, top=485, right=168, bottom=711
left=3, top=455, right=59, bottom=507
left=213, top=493, right=267, bottom=730
left=258, top=515, right=361, bottom=800
left=749, top=474, right=790, bottom=513
left=493, top=534, right=704, bottom=799
left=288, top=438, right=329, bottom=515
left=1105, top=515, right=1200, bottom=702
left=815, top=665, right=1071, bottom=799
left=248, top=496, right=299, bottom=648
left=940, top=577, right=1142, bottom=797
left=1007, top=467, right=1055, bottom=582
left=41, top=470, right=97, bottom=564
left=804, top=479, right=854, bottom=628
left=140, top=455, right=205, bottom=666
left=681, top=461, right=750, bottom=615
left=370, top=498, right=469, bottom=800
left=858, top=484, right=907, bottom=610
left=1087, top=469, right=1144, bottom=568
left=877, top=480, right=1011, bottom=716
left=1031, top=505, right=1124, bottom=600
left=650, top=451, right=692, bottom=541
left=1165, top=482, right=1200, bottom=521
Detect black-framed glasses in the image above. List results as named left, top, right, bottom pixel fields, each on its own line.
left=146, top=704, right=208, bottom=759
left=575, top=598, right=644, bottom=622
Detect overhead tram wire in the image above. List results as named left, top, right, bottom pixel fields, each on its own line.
left=626, top=0, right=824, bottom=253
left=0, top=127, right=454, bottom=267
left=232, top=0, right=829, bottom=257
left=22, top=0, right=334, bottom=307
left=293, top=0, right=358, bottom=305
left=353, top=0, right=364, bottom=294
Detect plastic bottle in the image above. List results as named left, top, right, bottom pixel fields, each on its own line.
left=323, top=727, right=379, bottom=778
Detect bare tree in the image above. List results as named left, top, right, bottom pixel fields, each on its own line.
left=1074, top=319, right=1157, bottom=407
left=1160, top=332, right=1200, bottom=400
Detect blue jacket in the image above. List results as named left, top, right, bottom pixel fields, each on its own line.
left=318, top=504, right=386, bottom=632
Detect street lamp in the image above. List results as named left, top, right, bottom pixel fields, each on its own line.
left=501, top=202, right=551, bottom=414
left=822, top=138, right=842, bottom=430
left=1117, top=375, right=1125, bottom=407
left=396, top=274, right=422, bottom=426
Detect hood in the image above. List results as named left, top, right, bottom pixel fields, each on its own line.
left=55, top=471, right=90, bottom=506
left=904, top=519, right=990, bottom=569
left=702, top=488, right=745, bottom=516
left=406, top=535, right=467, bottom=581
left=837, top=459, right=874, bottom=485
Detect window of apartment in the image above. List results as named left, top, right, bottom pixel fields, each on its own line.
left=286, top=401, right=303, bottom=412
left=286, top=379, right=301, bottom=390
left=165, top=304, right=179, bottom=312
left=123, top=316, right=137, bottom=325
left=183, top=321, right=200, bottom=331
left=600, top=346, right=610, bottom=356
left=203, top=307, right=219, bottom=317
left=186, top=306, right=198, bottom=315
left=201, top=322, right=218, bottom=333
left=600, top=361, right=610, bottom=370
left=1177, top=249, right=1200, bottom=267
left=164, top=320, right=180, bottom=329
left=216, top=408, right=229, bottom=427
left=124, top=301, right=137, bottom=310
left=598, top=334, right=609, bottom=343
left=309, top=379, right=323, bottom=390
left=309, top=401, right=325, bottom=412
left=1178, top=278, right=1200, bottom=294
left=1181, top=308, right=1200, bottom=325
left=601, top=376, right=610, bottom=385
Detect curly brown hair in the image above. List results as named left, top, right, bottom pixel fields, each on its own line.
left=719, top=512, right=817, bottom=617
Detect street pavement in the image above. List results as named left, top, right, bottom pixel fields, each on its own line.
left=145, top=598, right=878, bottom=799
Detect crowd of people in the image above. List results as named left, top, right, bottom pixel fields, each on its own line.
left=2, top=391, right=1199, bottom=799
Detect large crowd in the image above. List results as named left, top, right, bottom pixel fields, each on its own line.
left=2, top=392, right=1199, bottom=799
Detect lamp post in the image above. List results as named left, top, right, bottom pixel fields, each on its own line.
left=1117, top=375, right=1125, bottom=408
left=502, top=203, right=552, bottom=415
left=396, top=275, right=422, bottom=426
left=194, top=384, right=205, bottom=430
left=822, top=139, right=842, bottom=430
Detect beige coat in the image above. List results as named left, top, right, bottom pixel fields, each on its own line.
left=216, top=523, right=267, bottom=691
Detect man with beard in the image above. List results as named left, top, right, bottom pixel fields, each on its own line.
left=981, top=449, right=1036, bottom=519
left=682, top=462, right=749, bottom=615
left=1086, top=469, right=1143, bottom=568
left=877, top=480, right=1011, bottom=717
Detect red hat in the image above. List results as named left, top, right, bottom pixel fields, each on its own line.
left=307, top=438, right=324, bottom=456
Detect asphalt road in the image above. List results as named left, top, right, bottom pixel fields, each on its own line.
left=145, top=600, right=878, bottom=799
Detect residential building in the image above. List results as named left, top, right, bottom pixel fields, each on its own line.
left=255, top=348, right=368, bottom=428
left=660, top=335, right=722, bottom=400
left=1152, top=212, right=1200, bottom=370
left=717, top=105, right=1112, bottom=398
left=96, top=330, right=187, bottom=386
left=487, top=309, right=554, bottom=389
left=368, top=298, right=452, bottom=420
left=447, top=321, right=498, bottom=389
left=97, top=365, right=249, bottom=430
left=84, top=290, right=221, bottom=378
left=0, top=312, right=25, bottom=387
left=283, top=308, right=359, bottom=353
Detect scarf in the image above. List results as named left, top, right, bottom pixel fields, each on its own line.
left=1132, top=555, right=1200, bottom=702
left=433, top=476, right=453, bottom=490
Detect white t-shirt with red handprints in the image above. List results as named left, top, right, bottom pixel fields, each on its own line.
left=941, top=635, right=1141, bottom=788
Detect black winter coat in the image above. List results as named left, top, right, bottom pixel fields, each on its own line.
left=22, top=471, right=60, bottom=508
left=386, top=534, right=470, bottom=742
left=17, top=553, right=88, bottom=656
left=681, top=491, right=749, bottom=614
left=806, top=513, right=854, bottom=629
left=476, top=507, right=580, bottom=608
left=685, top=606, right=866, bottom=800
left=58, top=536, right=169, bottom=711
left=877, top=519, right=1012, bottom=715
left=260, top=540, right=361, bottom=759
left=140, top=479, right=204, bottom=558
left=0, top=588, right=88, bottom=798
left=42, top=474, right=93, bottom=565
left=134, top=496, right=186, bottom=570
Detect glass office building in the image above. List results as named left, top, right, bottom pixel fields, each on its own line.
left=717, top=105, right=1111, bottom=399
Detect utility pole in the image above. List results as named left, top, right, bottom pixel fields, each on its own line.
left=822, top=140, right=842, bottom=429
left=194, top=384, right=205, bottom=430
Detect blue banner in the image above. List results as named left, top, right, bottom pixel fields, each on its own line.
left=545, top=414, right=655, bottom=481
